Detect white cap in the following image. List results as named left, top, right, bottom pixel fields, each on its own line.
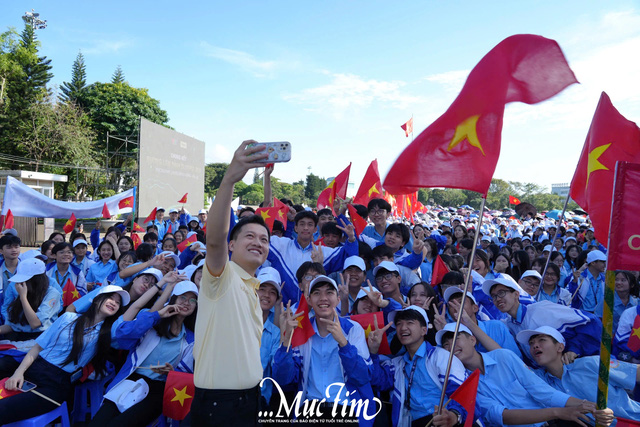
left=169, top=208, right=178, bottom=214
left=443, top=287, right=477, bottom=305
left=442, top=222, right=451, bottom=228
left=97, top=284, right=131, bottom=306
left=159, top=251, right=180, bottom=267
left=482, top=276, right=520, bottom=296
left=157, top=207, right=165, bottom=212
left=480, top=235, right=491, bottom=242
left=564, top=236, right=576, bottom=243
left=373, top=260, right=399, bottom=276
left=171, top=281, right=199, bottom=298
left=565, top=228, right=576, bottom=235
left=10, top=258, right=46, bottom=282
left=114, top=378, right=149, bottom=413
left=2, top=228, right=17, bottom=236
left=73, top=239, right=88, bottom=247
left=354, top=289, right=368, bottom=301
left=587, top=250, right=606, bottom=264
left=388, top=305, right=430, bottom=328
left=181, top=265, right=197, bottom=281
left=343, top=256, right=366, bottom=271
left=588, top=227, right=595, bottom=232
left=522, top=236, right=531, bottom=242
left=309, top=275, right=338, bottom=293
left=516, top=326, right=565, bottom=346
left=436, top=323, right=474, bottom=346
left=137, top=267, right=163, bottom=283
left=198, top=209, right=208, bottom=215
left=257, top=267, right=282, bottom=296
left=520, top=270, right=542, bottom=281
left=543, top=245, right=555, bottom=252
left=188, top=217, right=199, bottom=224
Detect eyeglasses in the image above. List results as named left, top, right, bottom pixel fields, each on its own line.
left=303, top=275, right=317, bottom=282
left=521, top=279, right=540, bottom=287
left=57, top=250, right=73, bottom=255
left=370, top=209, right=387, bottom=216
left=177, top=295, right=198, bottom=306
left=490, top=290, right=511, bottom=301
left=375, top=273, right=396, bottom=283
left=139, top=275, right=155, bottom=284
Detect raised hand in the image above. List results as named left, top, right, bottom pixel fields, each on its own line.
left=158, top=304, right=180, bottom=318
left=318, top=309, right=348, bottom=347
left=368, top=314, right=392, bottom=354
left=223, top=140, right=269, bottom=184
left=363, top=280, right=389, bottom=308
left=336, top=218, right=356, bottom=242
left=280, top=301, right=305, bottom=345
left=310, top=244, right=324, bottom=264
left=432, top=303, right=447, bottom=331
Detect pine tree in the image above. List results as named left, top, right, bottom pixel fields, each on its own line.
left=17, top=23, right=53, bottom=101
left=111, top=65, right=124, bottom=84
left=59, top=51, right=86, bottom=103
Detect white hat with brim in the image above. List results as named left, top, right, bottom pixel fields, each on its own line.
left=73, top=239, right=88, bottom=247
left=198, top=209, right=207, bottom=215
left=587, top=250, right=606, bottom=264
left=388, top=305, right=429, bottom=328
left=309, top=275, right=338, bottom=294
left=159, top=251, right=180, bottom=267
left=136, top=267, right=163, bottom=283
left=520, top=270, right=542, bottom=281
left=373, top=260, right=400, bottom=276
left=171, top=281, right=199, bottom=298
left=97, top=284, right=131, bottom=306
left=169, top=208, right=178, bottom=214
left=343, top=256, right=366, bottom=271
left=516, top=326, right=565, bottom=346
left=436, top=323, right=473, bottom=346
left=257, top=267, right=282, bottom=296
left=10, top=258, right=46, bottom=283
left=481, top=277, right=520, bottom=296
left=443, top=287, right=477, bottom=305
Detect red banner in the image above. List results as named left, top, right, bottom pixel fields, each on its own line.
left=607, top=162, right=640, bottom=271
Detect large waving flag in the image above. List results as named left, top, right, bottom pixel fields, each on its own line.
left=569, top=93, right=640, bottom=244
left=384, top=34, right=577, bottom=196
left=1, top=176, right=136, bottom=218
left=607, top=162, right=640, bottom=271
left=255, top=207, right=283, bottom=232
left=353, top=159, right=382, bottom=206
left=317, top=164, right=351, bottom=210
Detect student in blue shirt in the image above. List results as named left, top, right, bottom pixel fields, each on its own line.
left=71, top=239, right=95, bottom=278
left=368, top=306, right=467, bottom=427
left=0, top=285, right=127, bottom=424
left=90, top=281, right=197, bottom=427
left=362, top=198, right=392, bottom=243
left=274, top=275, right=375, bottom=425
left=0, top=233, right=21, bottom=294
left=86, top=240, right=118, bottom=291
left=439, top=323, right=595, bottom=426
left=568, top=249, right=606, bottom=314
left=613, top=304, right=640, bottom=362
left=46, top=242, right=87, bottom=304
left=517, top=326, right=638, bottom=425
left=535, top=263, right=571, bottom=306
left=596, top=270, right=638, bottom=334
left=256, top=267, right=282, bottom=409
left=0, top=258, right=61, bottom=342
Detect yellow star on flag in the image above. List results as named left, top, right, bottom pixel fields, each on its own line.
left=447, top=115, right=485, bottom=156
left=259, top=210, right=271, bottom=221
left=0, top=388, right=5, bottom=399
left=65, top=219, right=73, bottom=227
left=631, top=326, right=640, bottom=340
left=123, top=199, right=131, bottom=206
left=296, top=317, right=303, bottom=329
left=171, top=386, right=192, bottom=406
left=368, top=184, right=380, bottom=197
left=364, top=324, right=372, bottom=340
left=72, top=290, right=80, bottom=299
left=585, top=143, right=611, bottom=188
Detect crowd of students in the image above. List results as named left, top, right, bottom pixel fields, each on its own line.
left=0, top=142, right=638, bottom=426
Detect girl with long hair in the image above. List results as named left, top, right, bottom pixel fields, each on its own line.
left=0, top=259, right=61, bottom=342
left=0, top=286, right=127, bottom=423
left=86, top=240, right=118, bottom=291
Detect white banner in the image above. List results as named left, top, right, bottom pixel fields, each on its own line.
left=1, top=176, right=136, bottom=219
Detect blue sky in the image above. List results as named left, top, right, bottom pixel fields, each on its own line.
left=3, top=1, right=640, bottom=194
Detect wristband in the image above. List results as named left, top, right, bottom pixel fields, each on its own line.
left=155, top=284, right=163, bottom=292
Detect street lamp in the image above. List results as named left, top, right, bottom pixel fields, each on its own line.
left=23, top=9, right=47, bottom=30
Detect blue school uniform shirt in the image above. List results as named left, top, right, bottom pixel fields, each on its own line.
left=0, top=262, right=18, bottom=293
left=72, top=256, right=95, bottom=278
left=569, top=269, right=604, bottom=314
left=475, top=349, right=570, bottom=427
left=477, top=320, right=522, bottom=358
left=46, top=263, right=87, bottom=297
left=4, top=285, right=61, bottom=333
left=36, top=312, right=116, bottom=373
left=86, top=259, right=118, bottom=287
left=596, top=293, right=638, bottom=335
left=260, top=318, right=281, bottom=404
left=136, top=326, right=186, bottom=381
left=536, top=286, right=571, bottom=306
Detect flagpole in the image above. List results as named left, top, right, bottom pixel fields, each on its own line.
left=595, top=162, right=620, bottom=425
left=437, top=195, right=486, bottom=414
left=411, top=114, right=414, bottom=141
left=540, top=191, right=570, bottom=285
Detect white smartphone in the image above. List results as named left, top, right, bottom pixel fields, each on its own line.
left=20, top=381, right=37, bottom=392
left=247, top=142, right=291, bottom=164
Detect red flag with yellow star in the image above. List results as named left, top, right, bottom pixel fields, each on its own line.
left=569, top=92, right=640, bottom=244
left=273, top=197, right=289, bottom=230
left=62, top=278, right=81, bottom=307
left=3, top=209, right=14, bottom=230
left=353, top=160, right=382, bottom=206
left=131, top=233, right=142, bottom=249
left=607, top=162, right=640, bottom=271
left=143, top=207, right=157, bottom=225
left=431, top=255, right=450, bottom=286
left=163, top=371, right=194, bottom=420
left=350, top=311, right=391, bottom=355
left=291, top=295, right=315, bottom=347
left=347, top=204, right=368, bottom=237
left=133, top=222, right=145, bottom=233
left=178, top=193, right=188, bottom=204
left=0, top=377, right=21, bottom=400
left=177, top=233, right=198, bottom=252
left=384, top=34, right=577, bottom=196
left=317, top=164, right=351, bottom=210
left=118, top=196, right=134, bottom=209
left=627, top=312, right=640, bottom=353
left=255, top=207, right=280, bottom=231
left=63, top=213, right=77, bottom=234
left=451, top=369, right=480, bottom=427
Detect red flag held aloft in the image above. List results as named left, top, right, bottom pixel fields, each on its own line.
left=63, top=213, right=77, bottom=234
left=384, top=34, right=577, bottom=196
left=431, top=255, right=450, bottom=286
left=401, top=117, right=413, bottom=137
left=347, top=204, right=368, bottom=237
left=3, top=209, right=14, bottom=230
left=317, top=164, right=351, bottom=211
left=62, top=278, right=81, bottom=307
left=118, top=196, right=134, bottom=209
left=144, top=207, right=157, bottom=225
left=255, top=207, right=280, bottom=232
left=178, top=234, right=198, bottom=252
left=133, top=222, right=145, bottom=232
left=353, top=159, right=382, bottom=206
left=178, top=193, right=188, bottom=204
left=272, top=197, right=289, bottom=230
left=607, top=162, right=640, bottom=271
left=131, top=233, right=142, bottom=249
left=509, top=195, right=521, bottom=204
left=102, top=203, right=111, bottom=219
left=350, top=312, right=391, bottom=355
left=450, top=369, right=480, bottom=427
left=291, top=295, right=315, bottom=347
left=163, top=371, right=195, bottom=420
left=569, top=93, right=640, bottom=244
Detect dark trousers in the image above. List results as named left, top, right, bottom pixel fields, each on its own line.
left=0, top=355, right=73, bottom=424
left=190, top=385, right=260, bottom=427
left=88, top=373, right=165, bottom=427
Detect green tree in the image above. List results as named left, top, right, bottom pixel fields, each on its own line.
left=204, top=162, right=228, bottom=195
left=305, top=173, right=326, bottom=200
left=111, top=65, right=125, bottom=84
left=429, top=188, right=467, bottom=207
left=59, top=51, right=86, bottom=103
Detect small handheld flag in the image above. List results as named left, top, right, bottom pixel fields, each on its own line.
left=163, top=371, right=194, bottom=420
left=102, top=203, right=111, bottom=219
left=178, top=193, right=188, bottom=204
left=144, top=207, right=158, bottom=225
left=400, top=117, right=413, bottom=137
left=63, top=213, right=77, bottom=234
left=118, top=196, right=134, bottom=209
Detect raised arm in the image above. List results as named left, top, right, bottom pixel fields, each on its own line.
left=263, top=164, right=274, bottom=207
left=206, top=140, right=268, bottom=276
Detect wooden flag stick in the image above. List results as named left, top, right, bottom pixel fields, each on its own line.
left=425, top=398, right=452, bottom=427
left=539, top=191, right=571, bottom=286
left=31, top=389, right=61, bottom=407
